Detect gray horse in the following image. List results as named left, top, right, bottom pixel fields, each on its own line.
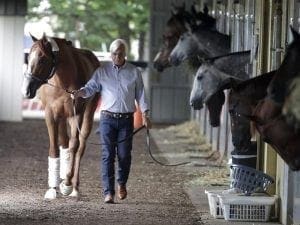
left=169, top=25, right=231, bottom=66
left=190, top=51, right=251, bottom=109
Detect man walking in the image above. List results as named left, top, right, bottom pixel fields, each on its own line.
left=72, top=39, right=151, bottom=203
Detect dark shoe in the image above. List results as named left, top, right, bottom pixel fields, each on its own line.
left=104, top=194, right=114, bottom=203
left=118, top=185, right=127, bottom=200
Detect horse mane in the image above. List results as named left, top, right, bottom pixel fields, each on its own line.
left=166, top=13, right=189, bottom=34
left=206, top=50, right=251, bottom=63
left=34, top=40, right=52, bottom=58
left=191, top=4, right=216, bottom=29
left=75, top=48, right=100, bottom=66
left=33, top=37, right=73, bottom=58
left=53, top=37, right=73, bottom=46
left=167, top=4, right=216, bottom=33
left=236, top=71, right=275, bottom=90
left=195, top=27, right=230, bottom=41
left=232, top=70, right=276, bottom=100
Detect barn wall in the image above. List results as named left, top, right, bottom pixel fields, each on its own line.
left=0, top=16, right=25, bottom=121
left=0, top=0, right=26, bottom=121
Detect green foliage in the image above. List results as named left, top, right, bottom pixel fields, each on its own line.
left=27, top=0, right=149, bottom=53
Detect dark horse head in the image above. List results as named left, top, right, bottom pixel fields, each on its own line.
left=249, top=27, right=300, bottom=170
left=267, top=27, right=300, bottom=131
left=267, top=26, right=300, bottom=104
left=21, top=33, right=61, bottom=99
left=153, top=3, right=216, bottom=72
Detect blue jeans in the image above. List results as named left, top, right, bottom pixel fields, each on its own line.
left=99, top=113, right=134, bottom=196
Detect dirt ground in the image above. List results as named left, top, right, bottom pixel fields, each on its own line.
left=0, top=119, right=229, bottom=225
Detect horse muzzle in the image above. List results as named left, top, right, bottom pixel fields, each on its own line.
left=21, top=76, right=41, bottom=99
left=153, top=61, right=167, bottom=72
left=169, top=55, right=180, bottom=66
left=190, top=100, right=203, bottom=110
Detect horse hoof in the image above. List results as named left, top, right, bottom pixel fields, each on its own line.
left=69, top=189, right=80, bottom=198
left=44, top=188, right=57, bottom=200
left=59, top=181, right=73, bottom=196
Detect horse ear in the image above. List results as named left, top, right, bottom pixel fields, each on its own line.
left=171, top=2, right=185, bottom=15
left=184, top=21, right=193, bottom=33
left=170, top=3, right=176, bottom=15
left=41, top=32, right=47, bottom=42
left=203, top=4, right=209, bottom=15
left=30, top=33, right=38, bottom=42
left=290, top=26, right=300, bottom=41
left=47, top=37, right=60, bottom=52
left=191, top=2, right=198, bottom=15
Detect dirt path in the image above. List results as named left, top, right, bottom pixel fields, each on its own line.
left=0, top=120, right=221, bottom=225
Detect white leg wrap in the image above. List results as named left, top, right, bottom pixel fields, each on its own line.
left=44, top=188, right=57, bottom=200
left=59, top=181, right=73, bottom=196
left=69, top=188, right=80, bottom=198
left=59, top=146, right=70, bottom=179
left=44, top=157, right=60, bottom=200
left=48, top=157, right=60, bottom=187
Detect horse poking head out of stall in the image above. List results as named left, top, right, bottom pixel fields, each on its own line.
left=267, top=27, right=300, bottom=131
left=169, top=21, right=230, bottom=66
left=250, top=27, right=300, bottom=170
left=22, top=34, right=100, bottom=199
left=153, top=3, right=216, bottom=72
left=189, top=51, right=251, bottom=127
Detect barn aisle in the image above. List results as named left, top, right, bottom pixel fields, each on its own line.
left=0, top=120, right=205, bottom=225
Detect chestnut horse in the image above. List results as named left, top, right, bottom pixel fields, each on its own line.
left=22, top=34, right=100, bottom=199
left=250, top=27, right=300, bottom=170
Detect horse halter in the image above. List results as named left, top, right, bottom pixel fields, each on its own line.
left=24, top=38, right=59, bottom=85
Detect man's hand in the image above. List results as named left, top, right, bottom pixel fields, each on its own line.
left=70, top=89, right=85, bottom=99
left=142, top=111, right=152, bottom=129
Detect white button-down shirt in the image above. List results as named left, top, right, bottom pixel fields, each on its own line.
left=81, top=61, right=149, bottom=113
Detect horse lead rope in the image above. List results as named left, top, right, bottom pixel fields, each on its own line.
left=71, top=98, right=190, bottom=167
left=145, top=129, right=190, bottom=166
left=40, top=80, right=189, bottom=167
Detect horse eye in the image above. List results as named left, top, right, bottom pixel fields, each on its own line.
left=197, top=75, right=202, bottom=80
left=38, top=59, right=44, bottom=65
left=38, top=58, right=47, bottom=65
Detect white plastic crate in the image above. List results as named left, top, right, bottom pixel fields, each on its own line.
left=218, top=193, right=276, bottom=222
left=205, top=190, right=224, bottom=219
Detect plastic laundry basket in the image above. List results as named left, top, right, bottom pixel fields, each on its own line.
left=230, top=164, right=274, bottom=195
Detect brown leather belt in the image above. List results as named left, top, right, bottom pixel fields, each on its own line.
left=101, top=110, right=133, bottom=119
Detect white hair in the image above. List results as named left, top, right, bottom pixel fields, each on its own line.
left=109, top=39, right=128, bottom=54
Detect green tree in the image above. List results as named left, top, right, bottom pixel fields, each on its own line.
left=27, top=0, right=149, bottom=60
